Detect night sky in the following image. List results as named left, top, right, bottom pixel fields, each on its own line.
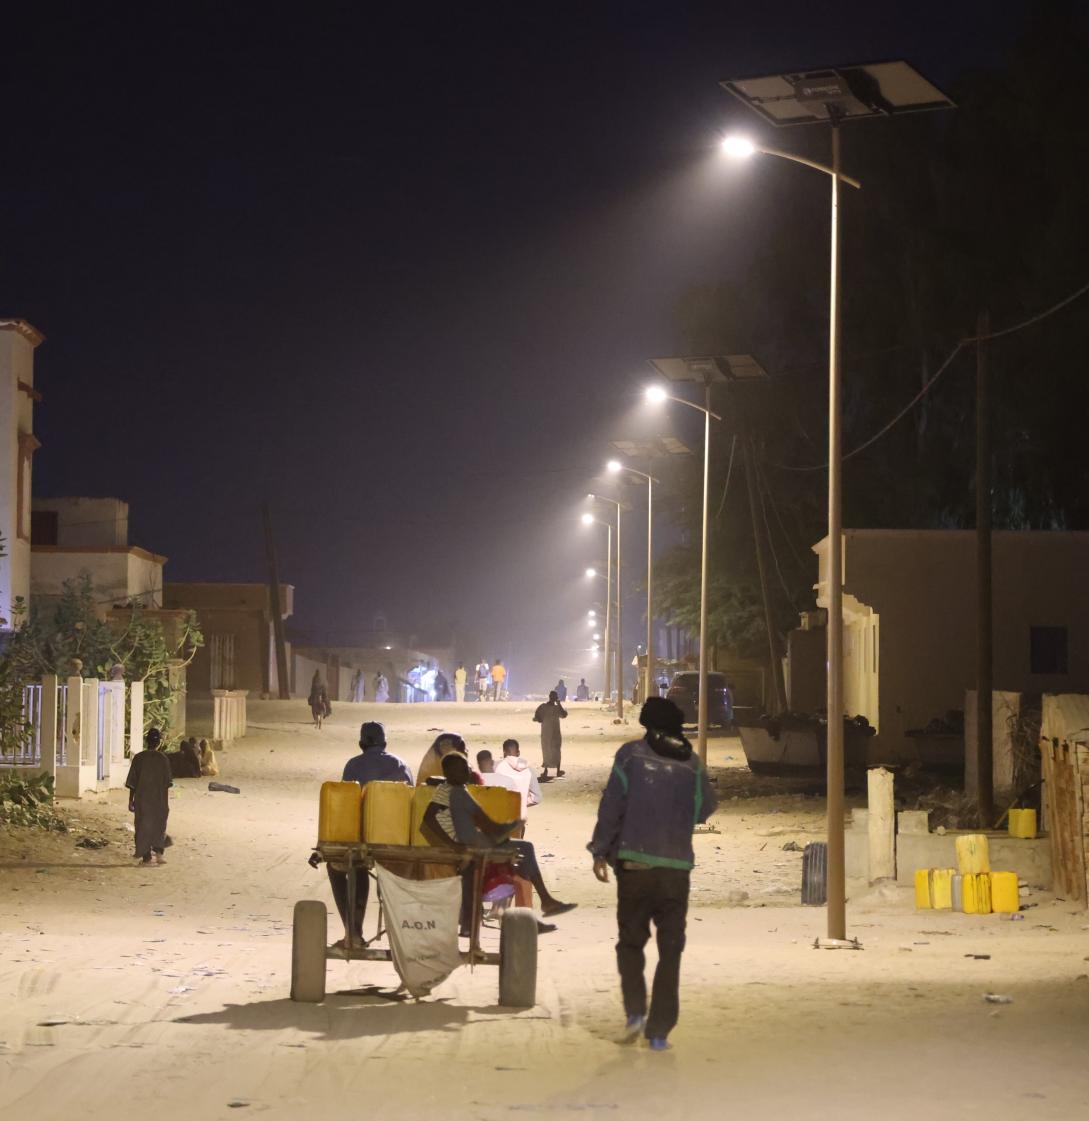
left=2, top=1, right=1031, bottom=688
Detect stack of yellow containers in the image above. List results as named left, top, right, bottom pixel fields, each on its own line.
left=913, top=833, right=1021, bottom=914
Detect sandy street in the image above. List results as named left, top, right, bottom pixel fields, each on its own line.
left=1, top=700, right=1087, bottom=1121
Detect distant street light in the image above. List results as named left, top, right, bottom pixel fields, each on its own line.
left=581, top=515, right=614, bottom=701
left=608, top=457, right=661, bottom=704
left=721, top=59, right=953, bottom=942
left=588, top=492, right=625, bottom=718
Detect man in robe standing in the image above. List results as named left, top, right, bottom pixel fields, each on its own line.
left=125, top=728, right=173, bottom=865
left=534, top=690, right=567, bottom=780
left=454, top=662, right=467, bottom=703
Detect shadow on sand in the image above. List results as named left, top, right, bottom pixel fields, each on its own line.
left=173, top=985, right=516, bottom=1040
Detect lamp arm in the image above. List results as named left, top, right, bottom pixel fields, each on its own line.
left=757, top=145, right=861, bottom=189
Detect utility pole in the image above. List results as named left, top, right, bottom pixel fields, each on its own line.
left=262, top=502, right=291, bottom=700
left=975, top=310, right=994, bottom=824
left=743, top=435, right=783, bottom=714
left=616, top=513, right=624, bottom=719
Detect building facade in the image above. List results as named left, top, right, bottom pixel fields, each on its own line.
left=0, top=320, right=44, bottom=632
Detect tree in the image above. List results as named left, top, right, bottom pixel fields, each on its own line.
left=7, top=574, right=202, bottom=744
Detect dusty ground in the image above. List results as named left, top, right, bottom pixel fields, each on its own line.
left=1, top=700, right=1087, bottom=1121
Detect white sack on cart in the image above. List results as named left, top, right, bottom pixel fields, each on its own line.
left=375, top=864, right=462, bottom=997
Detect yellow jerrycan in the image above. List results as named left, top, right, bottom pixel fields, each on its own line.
left=990, top=871, right=1020, bottom=913
left=318, top=781, right=363, bottom=843
left=955, top=834, right=991, bottom=875
left=361, top=781, right=413, bottom=845
left=468, top=785, right=521, bottom=828
left=1008, top=809, right=1037, bottom=839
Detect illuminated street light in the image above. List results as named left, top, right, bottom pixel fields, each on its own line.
left=593, top=632, right=601, bottom=641
left=580, top=512, right=594, bottom=526
left=585, top=567, right=597, bottom=579
left=588, top=609, right=596, bottom=618
left=721, top=60, right=953, bottom=942
left=720, top=134, right=756, bottom=158
left=645, top=384, right=668, bottom=405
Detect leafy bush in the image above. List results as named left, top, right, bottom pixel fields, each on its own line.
left=0, top=772, right=67, bottom=831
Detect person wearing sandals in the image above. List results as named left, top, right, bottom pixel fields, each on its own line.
left=125, top=728, right=173, bottom=866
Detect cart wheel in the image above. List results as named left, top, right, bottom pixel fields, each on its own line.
left=291, top=900, right=328, bottom=1002
left=498, top=906, right=538, bottom=1008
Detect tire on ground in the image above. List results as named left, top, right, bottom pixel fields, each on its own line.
left=291, top=899, right=328, bottom=1002
left=498, top=906, right=538, bottom=1008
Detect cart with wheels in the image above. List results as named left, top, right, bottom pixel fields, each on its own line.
left=291, top=842, right=538, bottom=1008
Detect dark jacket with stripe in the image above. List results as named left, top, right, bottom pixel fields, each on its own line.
left=588, top=734, right=716, bottom=871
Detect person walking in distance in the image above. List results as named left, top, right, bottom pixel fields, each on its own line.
left=490, top=659, right=506, bottom=701
left=475, top=660, right=489, bottom=701
left=588, top=697, right=717, bottom=1052
left=534, top=690, right=567, bottom=780
left=453, top=662, right=467, bottom=703
left=125, top=728, right=173, bottom=866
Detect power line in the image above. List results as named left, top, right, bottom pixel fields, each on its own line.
left=768, top=276, right=1089, bottom=473
left=714, top=435, right=738, bottom=521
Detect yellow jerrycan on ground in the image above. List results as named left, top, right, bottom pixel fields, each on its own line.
left=963, top=872, right=992, bottom=914
left=318, top=781, right=363, bottom=843
left=361, top=781, right=413, bottom=845
left=990, top=871, right=1020, bottom=913
left=929, top=868, right=955, bottom=910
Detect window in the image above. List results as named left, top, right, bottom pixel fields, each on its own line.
left=1030, top=626, right=1067, bottom=675
left=210, top=633, right=236, bottom=690
left=31, top=510, right=58, bottom=546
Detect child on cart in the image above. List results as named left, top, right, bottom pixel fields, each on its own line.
left=420, top=753, right=576, bottom=935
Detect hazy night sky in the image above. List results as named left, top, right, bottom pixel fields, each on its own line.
left=1, top=1, right=1032, bottom=688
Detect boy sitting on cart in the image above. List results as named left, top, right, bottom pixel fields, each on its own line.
left=421, top=753, right=577, bottom=935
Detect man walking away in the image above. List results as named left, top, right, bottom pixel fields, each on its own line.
left=476, top=661, right=489, bottom=701
left=588, top=697, right=717, bottom=1052
left=331, top=722, right=413, bottom=945
left=575, top=678, right=590, bottom=701
left=490, top=659, right=506, bottom=701
left=534, top=690, right=567, bottom=780
left=126, top=728, right=173, bottom=865
left=454, top=663, right=467, bottom=703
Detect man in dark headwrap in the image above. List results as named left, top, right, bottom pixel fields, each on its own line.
left=588, top=697, right=717, bottom=1052
left=125, top=728, right=173, bottom=866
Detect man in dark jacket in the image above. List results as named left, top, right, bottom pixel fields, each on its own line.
left=588, top=697, right=716, bottom=1051
left=329, top=722, right=413, bottom=946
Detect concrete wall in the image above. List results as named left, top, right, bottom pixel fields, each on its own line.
left=163, top=583, right=295, bottom=698
left=0, top=321, right=42, bottom=631
left=32, top=496, right=128, bottom=547
left=31, top=547, right=165, bottom=614
left=814, top=530, right=1089, bottom=755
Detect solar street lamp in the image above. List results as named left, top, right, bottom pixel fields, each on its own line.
left=720, top=59, right=953, bottom=942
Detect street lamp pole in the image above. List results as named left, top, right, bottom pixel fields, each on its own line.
left=607, top=460, right=660, bottom=703
left=590, top=493, right=624, bottom=718
left=697, top=385, right=712, bottom=764
left=720, top=59, right=953, bottom=942
left=643, top=385, right=721, bottom=764
left=825, top=119, right=846, bottom=941
left=582, top=516, right=613, bottom=702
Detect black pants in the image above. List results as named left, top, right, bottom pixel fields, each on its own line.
left=615, top=866, right=690, bottom=1039
left=327, top=865, right=370, bottom=939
